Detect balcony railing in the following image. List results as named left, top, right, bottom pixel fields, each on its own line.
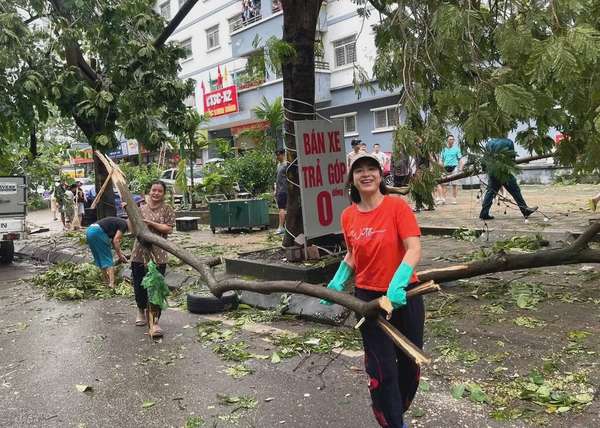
left=230, top=0, right=263, bottom=33
left=315, top=60, right=330, bottom=71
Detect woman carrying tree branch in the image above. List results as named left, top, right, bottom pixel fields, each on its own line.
left=322, top=153, right=424, bottom=428
left=130, top=180, right=175, bottom=338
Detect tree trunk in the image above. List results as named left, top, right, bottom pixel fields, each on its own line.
left=280, top=0, right=324, bottom=247
left=93, top=152, right=117, bottom=219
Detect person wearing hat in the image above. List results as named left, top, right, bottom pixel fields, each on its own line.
left=347, top=139, right=363, bottom=168
left=86, top=216, right=130, bottom=289
left=321, top=153, right=424, bottom=428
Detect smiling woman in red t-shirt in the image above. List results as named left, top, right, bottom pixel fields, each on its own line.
left=322, top=153, right=424, bottom=428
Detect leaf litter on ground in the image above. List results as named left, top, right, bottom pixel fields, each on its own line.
left=32, top=262, right=132, bottom=300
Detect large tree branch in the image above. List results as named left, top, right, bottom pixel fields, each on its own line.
left=47, top=0, right=100, bottom=85
left=95, top=151, right=435, bottom=366
left=154, top=0, right=200, bottom=49
left=438, top=153, right=554, bottom=185
left=418, top=228, right=600, bottom=283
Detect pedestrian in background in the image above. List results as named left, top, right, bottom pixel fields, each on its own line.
left=440, top=135, right=463, bottom=204
left=75, top=181, right=86, bottom=226
left=371, top=143, right=388, bottom=168
left=274, top=149, right=288, bottom=235
left=347, top=139, right=362, bottom=168
left=321, top=153, right=424, bottom=428
left=479, top=137, right=538, bottom=220
left=391, top=151, right=412, bottom=187
left=412, top=137, right=436, bottom=212
left=130, top=180, right=175, bottom=338
left=64, top=183, right=77, bottom=230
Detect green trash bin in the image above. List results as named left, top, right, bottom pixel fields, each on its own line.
left=209, top=199, right=269, bottom=233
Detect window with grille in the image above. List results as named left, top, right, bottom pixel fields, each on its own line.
left=333, top=35, right=356, bottom=68
left=159, top=1, right=171, bottom=19
left=180, top=38, right=192, bottom=60
left=344, top=115, right=357, bottom=135
left=372, top=107, right=399, bottom=130
left=206, top=25, right=220, bottom=50
left=331, top=113, right=358, bottom=136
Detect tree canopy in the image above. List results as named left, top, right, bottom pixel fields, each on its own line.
left=359, top=0, right=600, bottom=171
left=0, top=0, right=194, bottom=153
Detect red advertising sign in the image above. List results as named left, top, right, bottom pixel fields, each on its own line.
left=203, top=85, right=239, bottom=117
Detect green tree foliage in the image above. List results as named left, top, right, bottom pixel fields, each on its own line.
left=223, top=149, right=276, bottom=195
left=361, top=0, right=600, bottom=173
left=0, top=0, right=194, bottom=151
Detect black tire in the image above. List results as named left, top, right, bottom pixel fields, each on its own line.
left=0, top=241, right=15, bottom=264
left=186, top=291, right=238, bottom=314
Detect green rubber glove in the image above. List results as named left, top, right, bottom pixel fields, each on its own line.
left=386, top=262, right=413, bottom=309
left=320, top=260, right=353, bottom=305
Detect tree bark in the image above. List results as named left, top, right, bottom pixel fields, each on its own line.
left=280, top=0, right=324, bottom=247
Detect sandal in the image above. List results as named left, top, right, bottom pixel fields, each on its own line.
left=135, top=310, right=147, bottom=326
left=149, top=324, right=163, bottom=339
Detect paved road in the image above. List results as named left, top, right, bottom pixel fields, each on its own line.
left=0, top=259, right=506, bottom=428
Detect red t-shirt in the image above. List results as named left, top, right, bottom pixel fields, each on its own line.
left=341, top=195, right=421, bottom=292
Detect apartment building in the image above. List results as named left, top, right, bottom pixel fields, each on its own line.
left=159, top=0, right=402, bottom=159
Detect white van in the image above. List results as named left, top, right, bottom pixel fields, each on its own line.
left=0, top=176, right=27, bottom=264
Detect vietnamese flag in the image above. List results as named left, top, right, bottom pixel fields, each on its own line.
left=216, top=64, right=223, bottom=88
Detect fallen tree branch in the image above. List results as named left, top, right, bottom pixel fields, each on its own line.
left=418, top=223, right=600, bottom=283
left=437, top=153, right=554, bottom=185
left=95, top=151, right=436, bottom=366
left=383, top=153, right=553, bottom=195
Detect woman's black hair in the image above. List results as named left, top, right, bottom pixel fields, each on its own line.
left=149, top=180, right=167, bottom=193
left=346, top=158, right=388, bottom=203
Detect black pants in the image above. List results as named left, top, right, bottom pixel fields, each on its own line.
left=393, top=175, right=411, bottom=187
left=480, top=174, right=530, bottom=218
left=355, top=287, right=425, bottom=428
left=131, top=262, right=167, bottom=314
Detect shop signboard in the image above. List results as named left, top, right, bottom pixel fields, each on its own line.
left=127, top=139, right=139, bottom=156
left=294, top=120, right=349, bottom=239
left=203, top=85, right=239, bottom=117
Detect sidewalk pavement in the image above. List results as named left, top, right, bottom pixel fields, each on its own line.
left=412, top=183, right=599, bottom=235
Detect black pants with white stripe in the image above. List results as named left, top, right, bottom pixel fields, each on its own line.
left=355, top=287, right=425, bottom=428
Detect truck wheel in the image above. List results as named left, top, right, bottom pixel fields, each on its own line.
left=186, top=291, right=238, bottom=314
left=0, top=241, right=15, bottom=264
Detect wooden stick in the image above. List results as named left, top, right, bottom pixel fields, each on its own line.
left=407, top=280, right=440, bottom=298
left=91, top=170, right=114, bottom=209
left=376, top=316, right=431, bottom=366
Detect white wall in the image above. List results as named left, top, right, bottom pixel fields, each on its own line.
left=158, top=0, right=246, bottom=113
left=324, top=2, right=379, bottom=89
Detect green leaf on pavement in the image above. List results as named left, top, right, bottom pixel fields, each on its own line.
left=451, top=383, right=466, bottom=399
left=271, top=352, right=281, bottom=364
left=142, top=400, right=155, bottom=409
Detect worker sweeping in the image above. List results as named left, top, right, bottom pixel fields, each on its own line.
left=321, top=153, right=424, bottom=428
left=85, top=216, right=130, bottom=289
